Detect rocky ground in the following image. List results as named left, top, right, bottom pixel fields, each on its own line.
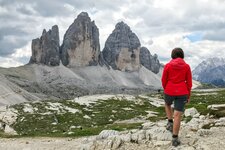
left=0, top=89, right=225, bottom=150
left=0, top=114, right=225, bottom=150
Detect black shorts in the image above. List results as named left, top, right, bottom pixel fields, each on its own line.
left=164, top=94, right=188, bottom=112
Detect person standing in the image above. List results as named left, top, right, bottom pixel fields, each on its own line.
left=161, top=47, right=192, bottom=147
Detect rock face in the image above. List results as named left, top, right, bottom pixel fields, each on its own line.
left=60, top=12, right=100, bottom=67
left=140, top=47, right=160, bottom=74
left=29, top=25, right=60, bottom=66
left=102, top=22, right=141, bottom=71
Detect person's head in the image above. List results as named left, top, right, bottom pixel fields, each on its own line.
left=171, top=47, right=184, bottom=59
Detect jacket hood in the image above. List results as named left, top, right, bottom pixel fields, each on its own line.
left=169, top=58, right=186, bottom=70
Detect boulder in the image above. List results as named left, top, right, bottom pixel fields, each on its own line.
left=185, top=107, right=198, bottom=117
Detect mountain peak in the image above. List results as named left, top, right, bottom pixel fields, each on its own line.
left=193, top=57, right=225, bottom=86
left=78, top=12, right=89, bottom=17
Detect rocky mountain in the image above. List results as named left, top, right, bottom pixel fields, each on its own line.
left=140, top=47, right=160, bottom=74
left=0, top=12, right=166, bottom=106
left=102, top=22, right=141, bottom=71
left=60, top=12, right=100, bottom=67
left=29, top=25, right=60, bottom=66
left=193, top=57, right=225, bottom=86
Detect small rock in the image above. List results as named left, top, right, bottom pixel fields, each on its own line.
left=193, top=113, right=200, bottom=118
left=185, top=107, right=198, bottom=117
left=199, top=115, right=205, bottom=120
left=152, top=140, right=171, bottom=146
left=98, top=130, right=119, bottom=139
left=197, top=129, right=212, bottom=136
left=141, top=122, right=155, bottom=130
left=120, top=133, right=131, bottom=142
left=4, top=125, right=18, bottom=135
left=111, top=136, right=123, bottom=149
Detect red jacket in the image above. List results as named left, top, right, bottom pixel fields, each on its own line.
left=161, top=58, right=192, bottom=98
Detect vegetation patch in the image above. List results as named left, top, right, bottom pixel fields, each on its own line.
left=2, top=88, right=224, bottom=138
left=9, top=96, right=165, bottom=137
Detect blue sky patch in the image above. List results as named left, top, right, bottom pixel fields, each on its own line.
left=184, top=32, right=203, bottom=42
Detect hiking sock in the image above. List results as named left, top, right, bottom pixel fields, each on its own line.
left=166, top=121, right=173, bottom=132
left=172, top=135, right=178, bottom=138
left=168, top=119, right=173, bottom=123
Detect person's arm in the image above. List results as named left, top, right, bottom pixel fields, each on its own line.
left=186, top=65, right=192, bottom=101
left=161, top=65, right=168, bottom=89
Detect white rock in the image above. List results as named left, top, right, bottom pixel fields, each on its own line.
left=111, top=136, right=123, bottom=149
left=186, top=118, right=202, bottom=130
left=4, top=125, right=17, bottom=135
left=207, top=104, right=225, bottom=110
left=130, top=130, right=146, bottom=143
left=147, top=126, right=172, bottom=141
left=83, top=115, right=91, bottom=119
left=199, top=115, right=206, bottom=120
left=141, top=122, right=155, bottom=130
left=120, top=133, right=131, bottom=142
left=0, top=108, right=18, bottom=125
left=215, top=117, right=225, bottom=126
left=197, top=129, right=212, bottom=136
left=185, top=107, right=198, bottom=117
left=98, top=130, right=119, bottom=139
left=152, top=140, right=171, bottom=146
left=193, top=113, right=200, bottom=118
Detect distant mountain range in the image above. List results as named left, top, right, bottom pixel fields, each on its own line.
left=193, top=57, right=225, bottom=87
left=0, top=12, right=163, bottom=106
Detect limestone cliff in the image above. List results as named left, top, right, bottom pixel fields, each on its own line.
left=60, top=12, right=100, bottom=67
left=140, top=47, right=160, bottom=74
left=29, top=25, right=60, bottom=66
left=102, top=22, right=141, bottom=71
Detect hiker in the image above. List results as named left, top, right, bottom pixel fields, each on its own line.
left=161, top=47, right=192, bottom=147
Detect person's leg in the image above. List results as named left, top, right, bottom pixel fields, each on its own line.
left=164, top=94, right=174, bottom=132
left=172, top=95, right=188, bottom=146
left=165, top=103, right=173, bottom=120
left=164, top=94, right=173, bottom=119
left=173, top=110, right=182, bottom=135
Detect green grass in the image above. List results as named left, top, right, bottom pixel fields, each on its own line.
left=187, top=89, right=225, bottom=116
left=3, top=88, right=225, bottom=138
left=9, top=96, right=165, bottom=137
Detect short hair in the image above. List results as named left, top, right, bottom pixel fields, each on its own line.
left=171, top=47, right=184, bottom=59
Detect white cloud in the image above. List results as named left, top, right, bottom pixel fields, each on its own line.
left=0, top=57, right=24, bottom=68
left=1, top=0, right=225, bottom=69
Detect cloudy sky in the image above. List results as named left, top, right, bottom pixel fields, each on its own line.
left=1, top=0, right=225, bottom=69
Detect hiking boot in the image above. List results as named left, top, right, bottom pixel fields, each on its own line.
left=172, top=137, right=181, bottom=147
left=166, top=122, right=173, bottom=132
